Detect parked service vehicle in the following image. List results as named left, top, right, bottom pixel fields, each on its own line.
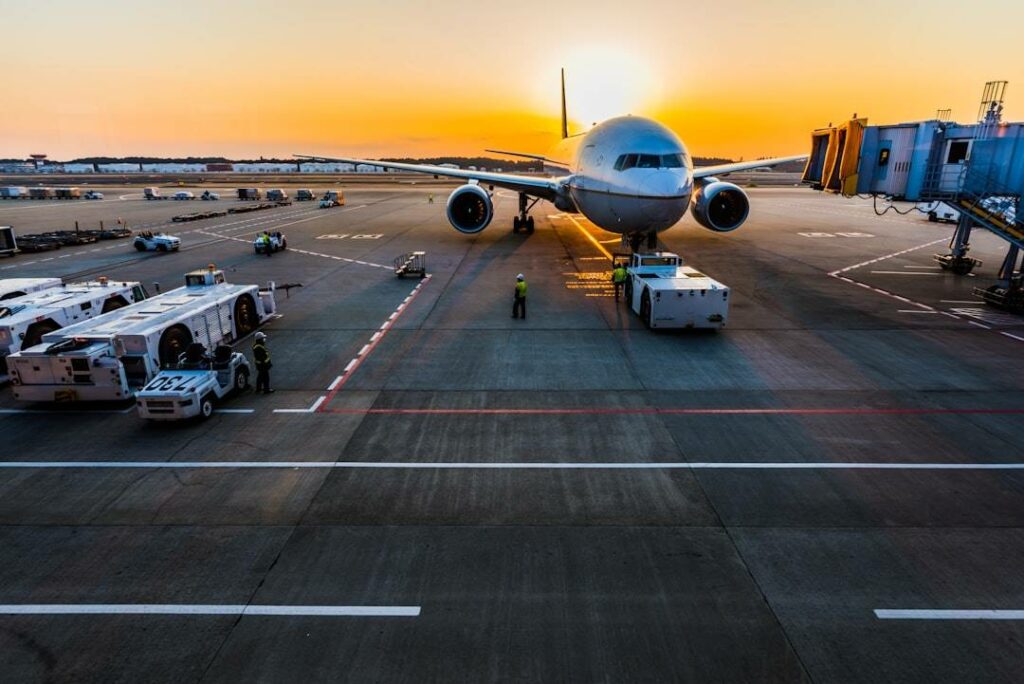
left=921, top=201, right=960, bottom=224
left=173, top=191, right=195, bottom=200
left=320, top=190, right=344, bottom=208
left=144, top=187, right=163, bottom=200
left=28, top=188, right=54, bottom=200
left=266, top=189, right=288, bottom=202
left=200, top=191, right=220, bottom=201
left=84, top=191, right=105, bottom=200
left=0, top=187, right=27, bottom=199
left=237, top=188, right=262, bottom=201
left=8, top=267, right=276, bottom=402
left=253, top=231, right=287, bottom=254
left=133, top=231, right=181, bottom=252
left=620, top=251, right=730, bottom=330
left=0, top=277, right=62, bottom=301
left=0, top=226, right=17, bottom=257
left=136, top=343, right=251, bottom=420
left=296, top=189, right=316, bottom=201
left=0, top=279, right=146, bottom=380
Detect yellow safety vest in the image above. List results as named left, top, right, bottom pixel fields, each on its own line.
left=612, top=267, right=627, bottom=283
left=515, top=281, right=527, bottom=297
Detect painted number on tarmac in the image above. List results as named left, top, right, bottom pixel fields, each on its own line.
left=316, top=234, right=384, bottom=240
left=799, top=232, right=874, bottom=238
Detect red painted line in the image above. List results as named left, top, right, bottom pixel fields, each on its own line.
left=317, top=276, right=432, bottom=411
left=318, top=407, right=1024, bottom=416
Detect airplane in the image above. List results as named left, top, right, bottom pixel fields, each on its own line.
left=299, top=70, right=805, bottom=251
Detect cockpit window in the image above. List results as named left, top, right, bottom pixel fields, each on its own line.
left=614, top=153, right=686, bottom=171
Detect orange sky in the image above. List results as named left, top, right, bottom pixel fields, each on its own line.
left=2, top=0, right=1023, bottom=161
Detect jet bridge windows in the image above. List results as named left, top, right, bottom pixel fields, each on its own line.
left=946, top=140, right=971, bottom=164
left=613, top=153, right=687, bottom=171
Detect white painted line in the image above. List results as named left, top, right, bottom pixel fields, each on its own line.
left=870, top=271, right=946, bottom=276
left=969, top=321, right=992, bottom=329
left=941, top=300, right=982, bottom=304
left=3, top=461, right=1024, bottom=470
left=897, top=310, right=939, bottom=314
left=309, top=396, right=326, bottom=412
left=370, top=332, right=381, bottom=342
left=272, top=409, right=312, bottom=414
left=212, top=409, right=255, bottom=414
left=875, top=610, right=1024, bottom=621
left=343, top=359, right=357, bottom=373
left=904, top=265, right=942, bottom=270
left=1001, top=332, right=1024, bottom=342
left=0, top=604, right=420, bottom=617
left=328, top=375, right=344, bottom=391
left=388, top=312, right=398, bottom=320
left=0, top=407, right=135, bottom=415
left=358, top=344, right=370, bottom=356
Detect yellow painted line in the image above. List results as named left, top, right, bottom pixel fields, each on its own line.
left=564, top=215, right=613, bottom=260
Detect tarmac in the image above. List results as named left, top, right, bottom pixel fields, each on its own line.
left=0, top=182, right=1022, bottom=682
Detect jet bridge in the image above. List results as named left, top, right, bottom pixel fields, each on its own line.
left=803, top=81, right=1024, bottom=312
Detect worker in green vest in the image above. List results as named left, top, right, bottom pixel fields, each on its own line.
left=611, top=263, right=628, bottom=301
left=512, top=273, right=527, bottom=320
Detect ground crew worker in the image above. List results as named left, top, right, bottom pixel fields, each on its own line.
left=512, top=273, right=527, bottom=320
left=262, top=231, right=272, bottom=257
left=252, top=331, right=273, bottom=394
left=611, top=262, right=628, bottom=301
left=428, top=194, right=434, bottom=204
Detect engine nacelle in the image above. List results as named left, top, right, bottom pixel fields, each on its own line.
left=446, top=184, right=493, bottom=234
left=691, top=181, right=749, bottom=233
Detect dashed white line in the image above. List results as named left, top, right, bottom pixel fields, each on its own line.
left=875, top=610, right=1024, bottom=621
left=327, top=375, right=344, bottom=391
left=1001, top=331, right=1024, bottom=342
left=0, top=604, right=420, bottom=617
left=3, top=461, right=1024, bottom=470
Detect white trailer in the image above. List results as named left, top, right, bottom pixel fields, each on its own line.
left=0, top=279, right=146, bottom=381
left=0, top=278, right=63, bottom=301
left=0, top=187, right=27, bottom=199
left=8, top=268, right=276, bottom=402
left=622, top=252, right=729, bottom=330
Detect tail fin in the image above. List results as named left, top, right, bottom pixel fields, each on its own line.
left=560, top=68, right=569, bottom=139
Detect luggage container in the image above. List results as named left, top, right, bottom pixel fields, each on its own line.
left=266, top=188, right=288, bottom=201
left=8, top=268, right=276, bottom=402
left=237, top=188, right=262, bottom=201
left=28, top=188, right=54, bottom=200
left=54, top=187, right=81, bottom=200
left=0, top=279, right=146, bottom=380
left=0, top=226, right=16, bottom=257
left=144, top=187, right=163, bottom=200
left=0, top=187, right=27, bottom=200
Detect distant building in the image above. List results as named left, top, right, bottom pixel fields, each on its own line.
left=97, top=163, right=142, bottom=173
left=438, top=163, right=459, bottom=170
left=0, top=162, right=34, bottom=173
left=141, top=163, right=205, bottom=173
left=299, top=162, right=355, bottom=173
left=232, top=162, right=300, bottom=173
left=205, top=163, right=233, bottom=172
left=62, top=163, right=96, bottom=173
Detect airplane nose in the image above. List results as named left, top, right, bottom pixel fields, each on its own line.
left=642, top=170, right=686, bottom=197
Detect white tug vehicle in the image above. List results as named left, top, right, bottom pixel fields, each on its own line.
left=253, top=231, right=287, bottom=254
left=0, top=278, right=63, bottom=301
left=620, top=251, right=730, bottom=330
left=8, top=267, right=275, bottom=403
left=136, top=342, right=251, bottom=420
left=133, top=232, right=181, bottom=252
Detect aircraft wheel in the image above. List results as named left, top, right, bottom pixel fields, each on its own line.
left=526, top=217, right=535, bottom=234
left=134, top=242, right=146, bottom=252
left=158, top=324, right=192, bottom=367
left=513, top=216, right=521, bottom=233
left=233, top=294, right=259, bottom=337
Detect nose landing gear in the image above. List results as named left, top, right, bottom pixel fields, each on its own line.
left=512, top=193, right=538, bottom=234
left=625, top=231, right=659, bottom=252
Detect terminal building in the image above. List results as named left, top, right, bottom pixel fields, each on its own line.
left=804, top=81, right=1024, bottom=312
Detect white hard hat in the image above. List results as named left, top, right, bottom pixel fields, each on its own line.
left=516, top=273, right=524, bottom=280
left=255, top=331, right=267, bottom=340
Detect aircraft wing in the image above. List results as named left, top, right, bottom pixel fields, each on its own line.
left=693, top=154, right=807, bottom=179
left=295, top=155, right=562, bottom=200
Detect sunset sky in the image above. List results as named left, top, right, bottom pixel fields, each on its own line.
left=2, top=0, right=1023, bottom=161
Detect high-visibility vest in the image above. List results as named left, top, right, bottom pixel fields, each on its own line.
left=515, top=281, right=527, bottom=297
left=252, top=341, right=271, bottom=368
left=612, top=267, right=627, bottom=283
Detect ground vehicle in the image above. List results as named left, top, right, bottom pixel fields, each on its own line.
left=84, top=191, right=104, bottom=200
left=320, top=190, right=345, bottom=208
left=144, top=187, right=163, bottom=200
left=253, top=231, right=287, bottom=254
left=8, top=268, right=276, bottom=402
left=28, top=188, right=54, bottom=200
left=133, top=232, right=180, bottom=252
left=136, top=343, right=251, bottom=420
left=0, top=279, right=145, bottom=380
left=621, top=252, right=730, bottom=330
left=237, top=188, right=262, bottom=201
left=296, top=189, right=316, bottom=201
left=0, top=277, right=62, bottom=301
left=921, top=201, right=960, bottom=223
left=54, top=187, right=81, bottom=200
left=201, top=191, right=220, bottom=201
left=266, top=189, right=288, bottom=202
left=0, top=187, right=27, bottom=199
left=173, top=191, right=195, bottom=200
left=0, top=226, right=17, bottom=257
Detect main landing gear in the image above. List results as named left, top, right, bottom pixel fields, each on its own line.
left=512, top=193, right=538, bottom=234
left=625, top=231, right=659, bottom=252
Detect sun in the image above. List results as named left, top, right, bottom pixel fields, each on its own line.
left=559, top=46, right=660, bottom=131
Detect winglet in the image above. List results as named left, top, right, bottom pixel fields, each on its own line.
left=560, top=68, right=569, bottom=140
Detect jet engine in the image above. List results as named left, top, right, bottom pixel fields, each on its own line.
left=691, top=181, right=749, bottom=232
left=446, top=184, right=493, bottom=234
